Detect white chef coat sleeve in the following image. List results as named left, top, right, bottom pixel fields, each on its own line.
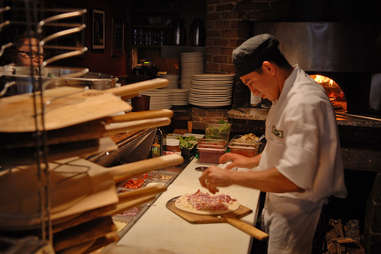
left=274, top=101, right=323, bottom=190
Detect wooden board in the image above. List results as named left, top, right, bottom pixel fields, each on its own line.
left=167, top=196, right=268, bottom=240
left=0, top=137, right=117, bottom=167
left=166, top=196, right=252, bottom=224
left=0, top=116, right=171, bottom=148
left=53, top=185, right=167, bottom=233
left=0, top=158, right=118, bottom=230
left=53, top=193, right=157, bottom=234
left=0, top=78, right=169, bottom=133
left=0, top=86, right=132, bottom=132
left=53, top=216, right=116, bottom=252
left=0, top=154, right=182, bottom=230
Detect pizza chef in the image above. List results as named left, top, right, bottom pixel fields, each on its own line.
left=199, top=34, right=347, bottom=254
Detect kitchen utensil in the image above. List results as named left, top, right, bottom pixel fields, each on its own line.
left=53, top=216, right=116, bottom=252
left=0, top=113, right=173, bottom=149
left=0, top=137, right=117, bottom=167
left=195, top=166, right=208, bottom=171
left=189, top=18, right=205, bottom=46
left=0, top=78, right=168, bottom=132
left=89, top=128, right=156, bottom=166
left=53, top=191, right=160, bottom=233
left=0, top=154, right=183, bottom=230
left=105, top=109, right=173, bottom=123
left=0, top=116, right=171, bottom=166
left=167, top=196, right=268, bottom=240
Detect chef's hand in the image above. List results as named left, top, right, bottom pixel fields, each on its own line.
left=219, top=152, right=259, bottom=169
left=199, top=166, right=234, bottom=194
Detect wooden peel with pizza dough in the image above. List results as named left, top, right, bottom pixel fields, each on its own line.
left=169, top=190, right=269, bottom=240
left=174, top=189, right=240, bottom=215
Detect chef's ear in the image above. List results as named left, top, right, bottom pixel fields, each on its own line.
left=262, top=61, right=276, bottom=76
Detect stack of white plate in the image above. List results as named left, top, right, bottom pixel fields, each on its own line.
left=159, top=74, right=178, bottom=89
left=168, top=89, right=189, bottom=106
left=189, top=74, right=235, bottom=107
left=180, top=51, right=203, bottom=89
left=141, top=89, right=171, bottom=110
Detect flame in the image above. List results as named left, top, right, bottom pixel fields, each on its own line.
left=310, top=74, right=347, bottom=111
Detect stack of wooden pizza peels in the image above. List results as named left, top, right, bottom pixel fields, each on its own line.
left=0, top=78, right=184, bottom=253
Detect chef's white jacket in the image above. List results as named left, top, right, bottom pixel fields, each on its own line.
left=257, top=66, right=347, bottom=254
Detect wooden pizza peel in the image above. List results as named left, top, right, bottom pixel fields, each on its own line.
left=166, top=196, right=268, bottom=240
left=53, top=216, right=117, bottom=252
left=0, top=78, right=168, bottom=133
left=0, top=154, right=183, bottom=230
left=52, top=184, right=167, bottom=233
left=0, top=137, right=117, bottom=167
left=0, top=109, right=173, bottom=149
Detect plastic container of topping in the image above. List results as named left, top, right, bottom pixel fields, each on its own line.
left=198, top=138, right=226, bottom=149
left=197, top=139, right=226, bottom=163
left=166, top=138, right=180, bottom=153
left=205, top=122, right=231, bottom=140
left=228, top=134, right=260, bottom=157
left=228, top=143, right=258, bottom=157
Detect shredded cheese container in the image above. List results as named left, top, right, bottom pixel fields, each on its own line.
left=197, top=139, right=226, bottom=164
left=228, top=134, right=260, bottom=157
left=228, top=144, right=258, bottom=157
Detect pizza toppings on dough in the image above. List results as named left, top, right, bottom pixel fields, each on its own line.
left=186, top=189, right=236, bottom=211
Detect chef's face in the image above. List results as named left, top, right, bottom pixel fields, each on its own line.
left=240, top=61, right=280, bottom=102
left=16, top=37, right=43, bottom=67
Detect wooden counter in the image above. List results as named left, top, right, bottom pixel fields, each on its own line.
left=105, top=158, right=261, bottom=254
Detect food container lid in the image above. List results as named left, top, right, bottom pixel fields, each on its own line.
left=228, top=144, right=257, bottom=150
left=229, top=134, right=260, bottom=147
left=166, top=138, right=180, bottom=146
left=198, top=138, right=227, bottom=146
left=198, top=147, right=226, bottom=152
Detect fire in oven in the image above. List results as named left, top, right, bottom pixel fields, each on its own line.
left=310, top=74, right=347, bottom=112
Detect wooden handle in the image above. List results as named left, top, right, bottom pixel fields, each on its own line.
left=225, top=217, right=268, bottom=240
left=103, top=117, right=171, bottom=136
left=105, top=78, right=168, bottom=97
left=103, top=194, right=157, bottom=217
left=118, top=184, right=167, bottom=200
left=105, top=109, right=173, bottom=124
left=110, top=154, right=184, bottom=183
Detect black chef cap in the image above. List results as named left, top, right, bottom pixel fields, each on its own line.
left=232, top=33, right=279, bottom=77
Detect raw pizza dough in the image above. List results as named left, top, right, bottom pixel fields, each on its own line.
left=174, top=194, right=240, bottom=215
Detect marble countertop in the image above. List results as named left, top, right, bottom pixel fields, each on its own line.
left=112, top=158, right=261, bottom=254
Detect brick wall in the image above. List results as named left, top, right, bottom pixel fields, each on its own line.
left=206, top=0, right=245, bottom=73
left=191, top=107, right=229, bottom=130
left=205, top=0, right=290, bottom=74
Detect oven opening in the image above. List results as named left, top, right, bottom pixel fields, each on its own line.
left=310, top=74, right=347, bottom=112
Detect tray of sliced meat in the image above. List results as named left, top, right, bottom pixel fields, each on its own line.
left=166, top=190, right=268, bottom=240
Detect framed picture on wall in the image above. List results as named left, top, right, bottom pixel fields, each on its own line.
left=111, top=18, right=124, bottom=57
left=92, top=9, right=105, bottom=50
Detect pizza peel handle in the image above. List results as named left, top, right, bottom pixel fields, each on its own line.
left=105, top=109, right=173, bottom=124
left=168, top=196, right=268, bottom=241
left=110, top=154, right=184, bottom=183
left=105, top=78, right=168, bottom=97
left=224, top=217, right=268, bottom=240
